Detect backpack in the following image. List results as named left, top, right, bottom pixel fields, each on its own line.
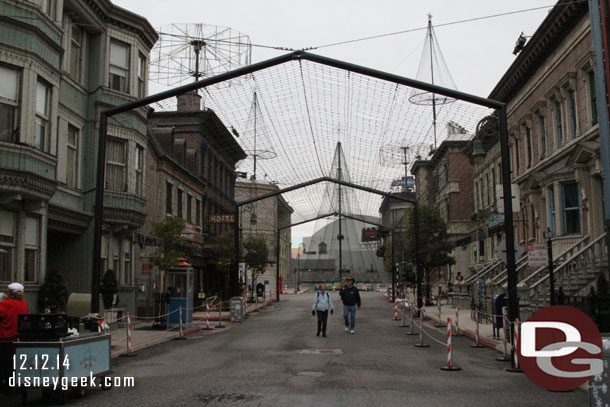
left=314, top=291, right=329, bottom=309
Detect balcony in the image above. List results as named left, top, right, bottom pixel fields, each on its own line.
left=0, top=142, right=57, bottom=202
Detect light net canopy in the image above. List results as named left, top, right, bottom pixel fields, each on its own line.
left=150, top=53, right=493, bottom=225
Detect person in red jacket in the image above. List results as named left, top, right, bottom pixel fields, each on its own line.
left=0, top=283, right=28, bottom=392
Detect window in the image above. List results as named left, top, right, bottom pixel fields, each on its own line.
left=24, top=216, right=40, bottom=282
left=539, top=114, right=546, bottom=158
left=0, top=209, right=16, bottom=282
left=568, top=89, right=577, bottom=139
left=561, top=181, right=580, bottom=235
left=186, top=194, right=192, bottom=223
left=40, top=0, right=53, bottom=17
left=491, top=168, right=497, bottom=203
left=484, top=173, right=490, bottom=207
left=177, top=189, right=183, bottom=218
left=135, top=144, right=144, bottom=196
left=166, top=182, right=173, bottom=214
left=548, top=185, right=556, bottom=236
left=70, top=24, right=82, bottom=81
left=525, top=126, right=532, bottom=168
left=105, top=138, right=127, bottom=191
left=111, top=237, right=120, bottom=279
left=66, top=124, right=79, bottom=188
left=475, top=181, right=480, bottom=210
left=589, top=71, right=598, bottom=125
left=35, top=79, right=51, bottom=151
left=196, top=199, right=201, bottom=227
left=514, top=138, right=520, bottom=174
left=137, top=53, right=146, bottom=98
left=0, top=65, right=20, bottom=143
left=555, top=101, right=563, bottom=148
left=123, top=240, right=132, bottom=286
left=109, top=40, right=130, bottom=93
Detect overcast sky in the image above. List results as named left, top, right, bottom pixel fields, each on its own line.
left=114, top=0, right=556, bottom=244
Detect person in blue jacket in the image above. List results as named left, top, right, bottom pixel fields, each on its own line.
left=312, top=284, right=333, bottom=337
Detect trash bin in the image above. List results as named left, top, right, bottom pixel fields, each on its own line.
left=590, top=338, right=609, bottom=406
left=493, top=293, right=506, bottom=338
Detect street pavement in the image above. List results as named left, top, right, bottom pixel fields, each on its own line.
left=3, top=291, right=588, bottom=406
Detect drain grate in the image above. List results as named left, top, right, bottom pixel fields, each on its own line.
left=298, top=349, right=343, bottom=355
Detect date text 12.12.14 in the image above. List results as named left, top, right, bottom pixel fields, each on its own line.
left=13, top=354, right=70, bottom=370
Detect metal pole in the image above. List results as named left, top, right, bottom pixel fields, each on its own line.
left=548, top=237, right=555, bottom=305
left=233, top=206, right=240, bottom=297
left=499, top=104, right=519, bottom=365
left=414, top=201, right=423, bottom=311
left=276, top=229, right=280, bottom=302
left=337, top=143, right=343, bottom=281
left=589, top=0, right=610, bottom=280
left=391, top=232, right=396, bottom=303
left=91, top=113, right=108, bottom=313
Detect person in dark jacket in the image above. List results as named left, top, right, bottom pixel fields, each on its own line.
left=339, top=278, right=361, bottom=334
left=0, top=283, right=29, bottom=393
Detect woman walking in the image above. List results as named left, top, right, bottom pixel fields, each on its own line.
left=312, top=284, right=333, bottom=337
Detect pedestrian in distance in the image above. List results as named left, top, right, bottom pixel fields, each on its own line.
left=0, top=283, right=29, bottom=394
left=312, top=284, right=333, bottom=337
left=339, top=277, right=361, bottom=334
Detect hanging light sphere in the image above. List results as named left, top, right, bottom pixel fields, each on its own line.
left=250, top=212, right=258, bottom=225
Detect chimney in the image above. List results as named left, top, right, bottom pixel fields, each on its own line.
left=176, top=91, right=201, bottom=112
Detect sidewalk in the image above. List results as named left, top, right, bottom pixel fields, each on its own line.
left=395, top=298, right=506, bottom=353
left=108, top=298, right=276, bottom=358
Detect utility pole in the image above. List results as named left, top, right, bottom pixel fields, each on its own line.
left=337, top=142, right=343, bottom=280
left=401, top=146, right=410, bottom=300
left=589, top=0, right=610, bottom=281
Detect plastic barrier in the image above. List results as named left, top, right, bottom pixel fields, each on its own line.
left=201, top=301, right=213, bottom=331
left=453, top=305, right=463, bottom=336
left=393, top=300, right=399, bottom=320
left=505, top=318, right=523, bottom=373
left=440, top=317, right=461, bottom=371
left=435, top=299, right=444, bottom=327
left=470, top=305, right=486, bottom=348
left=496, top=309, right=511, bottom=362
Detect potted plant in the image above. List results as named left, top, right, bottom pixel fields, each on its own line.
left=100, top=269, right=119, bottom=323
left=38, top=269, right=69, bottom=313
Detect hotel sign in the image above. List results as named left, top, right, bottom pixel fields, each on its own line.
left=208, top=214, right=235, bottom=223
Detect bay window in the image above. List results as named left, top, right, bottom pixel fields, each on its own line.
left=0, top=209, right=16, bottom=282
left=70, top=24, right=82, bottom=82
left=35, top=79, right=51, bottom=151
left=105, top=138, right=127, bottom=192
left=24, top=216, right=40, bottom=282
left=109, top=40, right=130, bottom=93
left=66, top=124, right=79, bottom=188
left=135, top=144, right=144, bottom=196
left=0, top=65, right=20, bottom=143
left=561, top=181, right=580, bottom=235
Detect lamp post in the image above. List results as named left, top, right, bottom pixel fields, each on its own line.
left=544, top=228, right=555, bottom=305
left=296, top=242, right=304, bottom=291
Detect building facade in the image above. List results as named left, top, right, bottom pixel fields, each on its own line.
left=0, top=0, right=157, bottom=311
left=235, top=180, right=292, bottom=297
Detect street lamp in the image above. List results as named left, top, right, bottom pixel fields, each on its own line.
left=543, top=228, right=555, bottom=305
left=296, top=242, right=304, bottom=291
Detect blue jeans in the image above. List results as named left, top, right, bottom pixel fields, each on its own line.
left=343, top=305, right=357, bottom=330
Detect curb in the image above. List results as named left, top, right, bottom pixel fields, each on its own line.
left=422, top=312, right=502, bottom=352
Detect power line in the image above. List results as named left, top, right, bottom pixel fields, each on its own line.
left=310, top=3, right=570, bottom=50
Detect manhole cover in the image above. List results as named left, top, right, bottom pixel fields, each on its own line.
left=296, top=371, right=325, bottom=377
left=298, top=349, right=343, bottom=355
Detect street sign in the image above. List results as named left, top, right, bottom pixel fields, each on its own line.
left=496, top=238, right=524, bottom=265
left=488, top=214, right=505, bottom=227
left=208, top=214, right=235, bottom=223
left=496, top=184, right=520, bottom=213
left=527, top=243, right=548, bottom=268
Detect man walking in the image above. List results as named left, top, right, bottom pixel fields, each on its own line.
left=339, top=278, right=361, bottom=334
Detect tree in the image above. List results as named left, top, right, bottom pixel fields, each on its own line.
left=149, top=216, right=187, bottom=272
left=100, top=269, right=119, bottom=309
left=243, top=235, right=270, bottom=300
left=38, top=269, right=69, bottom=313
left=214, top=228, right=238, bottom=299
left=403, top=204, right=455, bottom=301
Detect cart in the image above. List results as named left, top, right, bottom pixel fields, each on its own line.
left=14, top=314, right=112, bottom=404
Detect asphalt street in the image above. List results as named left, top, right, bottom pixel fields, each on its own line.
left=3, top=291, right=588, bottom=406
